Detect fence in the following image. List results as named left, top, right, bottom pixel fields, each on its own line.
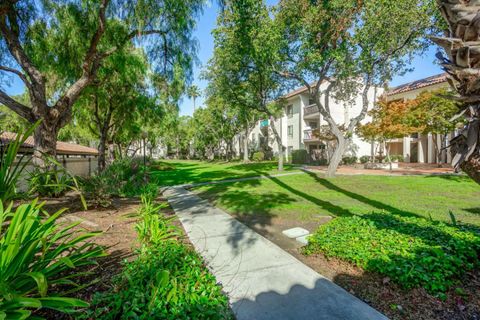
left=14, top=156, right=98, bottom=191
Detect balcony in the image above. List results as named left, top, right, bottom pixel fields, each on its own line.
left=304, top=104, right=319, bottom=118
left=304, top=129, right=320, bottom=142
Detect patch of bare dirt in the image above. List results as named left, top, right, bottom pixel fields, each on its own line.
left=32, top=195, right=177, bottom=319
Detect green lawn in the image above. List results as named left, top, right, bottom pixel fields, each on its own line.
left=194, top=171, right=480, bottom=226
left=192, top=168, right=480, bottom=293
left=151, top=160, right=297, bottom=187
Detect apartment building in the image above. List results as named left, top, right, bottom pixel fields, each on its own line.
left=239, top=81, right=382, bottom=163
left=385, top=73, right=453, bottom=164
left=237, top=73, right=455, bottom=164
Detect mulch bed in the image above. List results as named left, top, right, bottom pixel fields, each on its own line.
left=32, top=195, right=176, bottom=319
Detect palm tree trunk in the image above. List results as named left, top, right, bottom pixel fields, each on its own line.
left=432, top=1, right=480, bottom=184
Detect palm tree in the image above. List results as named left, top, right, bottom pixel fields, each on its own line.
left=187, top=85, right=201, bottom=113
left=433, top=1, right=480, bottom=184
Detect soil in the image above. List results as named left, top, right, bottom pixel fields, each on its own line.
left=31, top=194, right=176, bottom=319
left=27, top=192, right=479, bottom=320
left=238, top=214, right=480, bottom=320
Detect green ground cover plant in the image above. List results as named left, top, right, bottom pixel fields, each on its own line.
left=84, top=194, right=232, bottom=320
left=0, top=199, right=105, bottom=319
left=188, top=166, right=480, bottom=295
left=304, top=213, right=480, bottom=294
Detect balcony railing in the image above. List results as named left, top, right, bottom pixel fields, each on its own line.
left=304, top=104, right=319, bottom=116
left=304, top=129, right=319, bottom=141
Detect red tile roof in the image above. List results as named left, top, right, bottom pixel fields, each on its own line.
left=283, top=81, right=321, bottom=99
left=0, top=132, right=98, bottom=156
left=387, top=73, right=448, bottom=96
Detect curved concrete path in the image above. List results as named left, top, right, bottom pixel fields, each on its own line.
left=164, top=186, right=388, bottom=320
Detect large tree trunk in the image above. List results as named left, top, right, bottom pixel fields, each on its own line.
left=98, top=130, right=108, bottom=172
left=432, top=1, right=480, bottom=184
left=326, top=135, right=346, bottom=178
left=32, top=120, right=59, bottom=168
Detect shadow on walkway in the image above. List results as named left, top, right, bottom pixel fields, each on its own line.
left=232, top=277, right=387, bottom=320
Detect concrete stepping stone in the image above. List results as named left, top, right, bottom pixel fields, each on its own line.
left=282, top=227, right=309, bottom=239
left=296, top=235, right=310, bottom=245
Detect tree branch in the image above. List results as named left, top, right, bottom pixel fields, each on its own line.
left=0, top=88, right=33, bottom=121
left=0, top=65, right=34, bottom=92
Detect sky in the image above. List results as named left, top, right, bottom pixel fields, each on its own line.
left=3, top=1, right=443, bottom=117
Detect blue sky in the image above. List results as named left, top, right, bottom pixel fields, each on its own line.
left=178, top=1, right=443, bottom=116
left=4, top=1, right=443, bottom=117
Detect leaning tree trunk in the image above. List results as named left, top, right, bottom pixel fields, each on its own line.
left=432, top=0, right=480, bottom=184
left=326, top=135, right=346, bottom=178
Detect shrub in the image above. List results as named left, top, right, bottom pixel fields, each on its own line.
left=135, top=196, right=178, bottom=246
left=388, top=154, right=404, bottom=162
left=313, top=158, right=328, bottom=166
left=0, top=123, right=37, bottom=202
left=82, top=158, right=150, bottom=199
left=84, top=197, right=232, bottom=320
left=359, top=155, right=370, bottom=164
left=342, top=156, right=358, bottom=165
left=28, top=166, right=74, bottom=198
left=291, top=150, right=308, bottom=164
left=80, top=175, right=113, bottom=208
left=252, top=151, right=265, bottom=162
left=0, top=199, right=105, bottom=318
left=304, top=213, right=480, bottom=294
left=85, top=244, right=233, bottom=320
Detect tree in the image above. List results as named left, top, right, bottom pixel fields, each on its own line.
left=432, top=1, right=480, bottom=184
left=357, top=98, right=423, bottom=162
left=78, top=48, right=152, bottom=171
left=0, top=0, right=203, bottom=167
left=410, top=89, right=461, bottom=164
left=272, top=0, right=438, bottom=177
left=206, top=0, right=284, bottom=169
left=187, top=85, right=201, bottom=112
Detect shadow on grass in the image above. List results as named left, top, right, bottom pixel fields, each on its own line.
left=301, top=170, right=423, bottom=219
left=423, top=174, right=472, bottom=182
left=195, top=179, right=296, bottom=252
left=465, top=207, right=480, bottom=215
left=151, top=161, right=294, bottom=187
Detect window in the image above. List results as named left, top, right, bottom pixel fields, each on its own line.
left=308, top=98, right=315, bottom=106
left=288, top=125, right=294, bottom=138
left=308, top=121, right=318, bottom=129
left=286, top=105, right=293, bottom=118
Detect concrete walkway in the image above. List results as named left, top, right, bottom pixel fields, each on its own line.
left=164, top=186, right=388, bottom=320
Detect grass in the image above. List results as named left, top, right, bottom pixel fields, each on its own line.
left=151, top=160, right=297, bottom=187
left=194, top=171, right=480, bottom=226
left=190, top=167, right=480, bottom=293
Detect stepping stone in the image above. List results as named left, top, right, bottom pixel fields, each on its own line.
left=296, top=235, right=310, bottom=246
left=282, top=227, right=309, bottom=239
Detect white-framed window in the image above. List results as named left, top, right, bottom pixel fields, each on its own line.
left=288, top=125, right=294, bottom=138
left=286, top=105, right=293, bottom=118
